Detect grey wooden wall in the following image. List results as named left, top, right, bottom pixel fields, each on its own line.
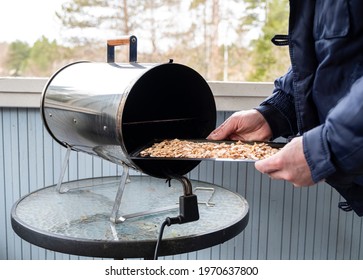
left=1, top=107, right=363, bottom=260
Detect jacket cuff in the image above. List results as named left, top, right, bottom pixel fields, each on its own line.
left=255, top=104, right=295, bottom=139
left=303, top=125, right=336, bottom=182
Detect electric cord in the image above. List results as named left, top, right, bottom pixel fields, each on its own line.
left=153, top=190, right=199, bottom=260
left=153, top=216, right=182, bottom=260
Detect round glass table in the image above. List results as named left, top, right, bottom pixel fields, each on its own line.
left=11, top=176, right=249, bottom=259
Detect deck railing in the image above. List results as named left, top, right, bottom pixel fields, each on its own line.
left=1, top=77, right=362, bottom=260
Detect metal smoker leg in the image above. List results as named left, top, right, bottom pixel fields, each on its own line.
left=110, top=164, right=130, bottom=223
left=110, top=174, right=201, bottom=224
left=56, top=146, right=72, bottom=193
left=55, top=146, right=122, bottom=193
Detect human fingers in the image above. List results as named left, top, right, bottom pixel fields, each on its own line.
left=255, top=156, right=304, bottom=186
left=207, top=119, right=236, bottom=140
left=207, top=124, right=225, bottom=140
left=255, top=137, right=315, bottom=186
left=266, top=168, right=314, bottom=187
left=207, top=110, right=255, bottom=140
left=254, top=155, right=280, bottom=176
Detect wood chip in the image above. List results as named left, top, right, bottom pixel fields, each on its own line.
left=139, top=139, right=280, bottom=160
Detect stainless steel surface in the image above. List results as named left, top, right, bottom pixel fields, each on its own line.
left=195, top=187, right=216, bottom=207
left=110, top=165, right=130, bottom=223
left=117, top=205, right=179, bottom=223
left=56, top=146, right=72, bottom=193
left=41, top=61, right=216, bottom=178
left=41, top=61, right=152, bottom=167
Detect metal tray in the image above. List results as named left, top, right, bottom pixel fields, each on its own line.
left=130, top=139, right=285, bottom=162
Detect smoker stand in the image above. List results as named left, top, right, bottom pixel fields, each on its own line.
left=11, top=175, right=249, bottom=259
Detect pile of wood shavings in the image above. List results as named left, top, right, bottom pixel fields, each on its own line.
left=139, top=139, right=280, bottom=160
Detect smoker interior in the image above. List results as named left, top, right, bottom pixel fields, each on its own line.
left=122, top=63, right=216, bottom=178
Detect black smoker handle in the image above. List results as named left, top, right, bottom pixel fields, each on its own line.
left=107, top=35, right=137, bottom=63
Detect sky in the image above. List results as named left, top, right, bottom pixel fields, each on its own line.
left=0, top=0, right=67, bottom=44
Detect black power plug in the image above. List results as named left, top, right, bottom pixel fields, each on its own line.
left=164, top=194, right=200, bottom=226
left=154, top=194, right=199, bottom=259
left=179, top=194, right=199, bottom=223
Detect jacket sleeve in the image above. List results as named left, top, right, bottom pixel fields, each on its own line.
left=303, top=76, right=363, bottom=182
left=255, top=68, right=298, bottom=139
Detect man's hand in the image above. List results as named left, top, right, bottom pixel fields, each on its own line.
left=207, top=110, right=314, bottom=186
left=207, top=109, right=273, bottom=141
left=255, top=137, right=315, bottom=187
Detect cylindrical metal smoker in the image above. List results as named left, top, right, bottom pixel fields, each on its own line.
left=12, top=38, right=249, bottom=258
left=41, top=37, right=216, bottom=179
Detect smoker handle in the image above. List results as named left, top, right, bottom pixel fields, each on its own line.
left=107, top=35, right=137, bottom=63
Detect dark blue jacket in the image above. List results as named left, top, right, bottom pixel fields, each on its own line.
left=256, top=0, right=363, bottom=215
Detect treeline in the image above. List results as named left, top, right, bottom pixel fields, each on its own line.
left=0, top=0, right=290, bottom=81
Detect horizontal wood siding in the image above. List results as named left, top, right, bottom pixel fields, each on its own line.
left=1, top=108, right=362, bottom=260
